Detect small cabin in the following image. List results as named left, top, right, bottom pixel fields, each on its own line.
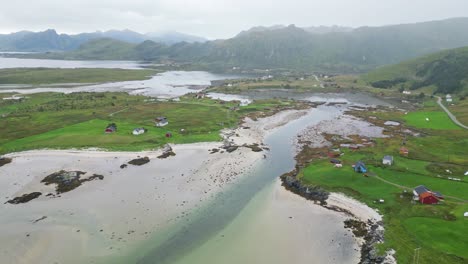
left=132, top=127, right=147, bottom=135
left=399, top=147, right=409, bottom=156
left=382, top=155, right=394, bottom=166
left=105, top=123, right=117, bottom=133
left=353, top=161, right=367, bottom=173
left=155, top=117, right=168, bottom=127
left=446, top=94, right=452, bottom=102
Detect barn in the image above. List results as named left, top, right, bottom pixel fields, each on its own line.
left=419, top=192, right=440, bottom=205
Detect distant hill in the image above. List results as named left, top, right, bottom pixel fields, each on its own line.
left=362, top=46, right=468, bottom=95
left=9, top=18, right=468, bottom=73
left=0, top=29, right=207, bottom=52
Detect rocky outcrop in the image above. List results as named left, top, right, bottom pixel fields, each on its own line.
left=280, top=174, right=329, bottom=205
left=129, top=157, right=151, bottom=165
left=0, top=157, right=12, bottom=167
left=157, top=144, right=176, bottom=159
left=41, top=170, right=104, bottom=193
left=6, top=192, right=42, bottom=204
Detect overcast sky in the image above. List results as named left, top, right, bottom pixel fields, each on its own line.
left=0, top=0, right=467, bottom=39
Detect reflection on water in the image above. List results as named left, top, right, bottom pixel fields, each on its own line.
left=0, top=57, right=145, bottom=69
left=0, top=71, right=240, bottom=98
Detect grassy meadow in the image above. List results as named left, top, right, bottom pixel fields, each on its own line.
left=297, top=98, right=468, bottom=263
left=0, top=68, right=157, bottom=85
left=0, top=92, right=299, bottom=154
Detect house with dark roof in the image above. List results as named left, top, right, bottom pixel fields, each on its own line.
left=413, top=185, right=443, bottom=204
left=105, top=123, right=117, bottom=133
left=155, top=117, right=168, bottom=127
left=132, top=127, right=147, bottom=135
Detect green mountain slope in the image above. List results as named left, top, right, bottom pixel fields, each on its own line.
left=23, top=18, right=468, bottom=73
left=362, top=46, right=468, bottom=94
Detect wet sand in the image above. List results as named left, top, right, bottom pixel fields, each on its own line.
left=0, top=143, right=262, bottom=264
left=174, top=179, right=361, bottom=264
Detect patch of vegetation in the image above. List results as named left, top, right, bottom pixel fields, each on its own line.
left=370, top=78, right=406, bottom=89
left=0, top=157, right=12, bottom=167
left=403, top=111, right=461, bottom=130
left=128, top=157, right=150, bottom=165
left=41, top=170, right=104, bottom=193
left=0, top=92, right=304, bottom=155
left=0, top=68, right=156, bottom=85
left=6, top=192, right=42, bottom=204
left=296, top=105, right=468, bottom=263
left=363, top=46, right=468, bottom=95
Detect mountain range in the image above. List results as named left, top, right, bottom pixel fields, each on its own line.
left=5, top=18, right=468, bottom=73
left=0, top=29, right=207, bottom=52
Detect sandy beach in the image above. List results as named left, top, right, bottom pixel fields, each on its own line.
left=0, top=107, right=385, bottom=264
left=174, top=179, right=362, bottom=264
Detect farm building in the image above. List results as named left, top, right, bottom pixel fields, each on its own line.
left=399, top=147, right=409, bottom=156
left=105, top=123, right=117, bottom=133
left=382, top=155, right=394, bottom=165
left=419, top=192, right=440, bottom=204
left=446, top=94, right=452, bottom=102
left=155, top=117, right=169, bottom=127
left=132, top=128, right=147, bottom=135
left=413, top=185, right=444, bottom=205
left=353, top=161, right=367, bottom=173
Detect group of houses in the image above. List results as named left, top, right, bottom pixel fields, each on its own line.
left=104, top=116, right=170, bottom=135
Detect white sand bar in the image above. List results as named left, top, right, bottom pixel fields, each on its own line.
left=0, top=143, right=262, bottom=264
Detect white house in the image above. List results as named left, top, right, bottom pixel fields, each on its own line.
left=382, top=155, right=394, bottom=165
left=446, top=94, right=453, bottom=102
left=402, top=91, right=412, bottom=95
left=132, top=128, right=146, bottom=135
left=155, top=117, right=168, bottom=127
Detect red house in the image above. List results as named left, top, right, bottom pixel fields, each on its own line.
left=419, top=192, right=439, bottom=204
left=413, top=185, right=443, bottom=205
left=400, top=147, right=409, bottom=156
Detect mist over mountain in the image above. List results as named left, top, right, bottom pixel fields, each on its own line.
left=5, top=18, right=468, bottom=74
left=0, top=29, right=207, bottom=52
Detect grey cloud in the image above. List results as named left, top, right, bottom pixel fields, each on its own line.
left=0, top=0, right=467, bottom=39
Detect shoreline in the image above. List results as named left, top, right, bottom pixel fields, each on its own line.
left=0, top=106, right=387, bottom=264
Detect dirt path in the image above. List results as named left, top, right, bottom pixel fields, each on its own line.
left=436, top=96, right=468, bottom=129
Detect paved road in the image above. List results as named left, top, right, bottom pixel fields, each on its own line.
left=436, top=96, right=468, bottom=129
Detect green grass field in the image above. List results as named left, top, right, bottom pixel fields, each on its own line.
left=403, top=111, right=461, bottom=130
left=0, top=68, right=156, bottom=85
left=0, top=92, right=299, bottom=154
left=298, top=104, right=468, bottom=263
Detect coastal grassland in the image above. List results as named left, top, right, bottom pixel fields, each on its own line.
left=448, top=98, right=468, bottom=125
left=207, top=75, right=324, bottom=93
left=296, top=105, right=468, bottom=263
left=402, top=111, right=461, bottom=130
left=0, top=92, right=301, bottom=154
left=0, top=68, right=157, bottom=85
